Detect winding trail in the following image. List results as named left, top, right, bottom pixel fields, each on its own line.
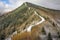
left=26, top=11, right=45, bottom=32
left=21, top=11, right=45, bottom=33
left=5, top=11, right=45, bottom=40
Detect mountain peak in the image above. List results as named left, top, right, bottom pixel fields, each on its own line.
left=22, top=2, right=39, bottom=9
left=23, top=2, right=29, bottom=6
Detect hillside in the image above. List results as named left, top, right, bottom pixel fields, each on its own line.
left=0, top=2, right=60, bottom=40
left=0, top=2, right=41, bottom=40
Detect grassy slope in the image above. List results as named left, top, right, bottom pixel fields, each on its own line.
left=0, top=2, right=60, bottom=40
left=0, top=2, right=41, bottom=39
left=11, top=2, right=60, bottom=40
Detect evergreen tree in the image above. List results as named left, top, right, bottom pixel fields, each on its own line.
left=13, top=26, right=15, bottom=32
left=57, top=32, right=60, bottom=38
left=52, top=22, right=55, bottom=27
left=41, top=27, right=46, bottom=34
left=1, top=34, right=5, bottom=40
left=47, top=33, right=52, bottom=40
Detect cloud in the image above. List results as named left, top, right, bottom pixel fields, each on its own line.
left=0, top=0, right=40, bottom=14
left=0, top=0, right=17, bottom=14
left=0, top=1, right=5, bottom=14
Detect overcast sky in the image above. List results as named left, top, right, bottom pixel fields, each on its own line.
left=0, top=0, right=60, bottom=14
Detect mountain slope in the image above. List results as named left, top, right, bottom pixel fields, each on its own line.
left=0, top=2, right=60, bottom=40
left=0, top=2, right=41, bottom=39
left=11, top=2, right=60, bottom=40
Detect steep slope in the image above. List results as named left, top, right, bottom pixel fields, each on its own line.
left=0, top=2, right=60, bottom=40
left=0, top=2, right=41, bottom=40
left=11, top=2, right=60, bottom=40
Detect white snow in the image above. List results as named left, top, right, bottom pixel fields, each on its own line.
left=5, top=11, right=45, bottom=40
left=26, top=11, right=45, bottom=32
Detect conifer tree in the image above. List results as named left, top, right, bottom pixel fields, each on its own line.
left=41, top=27, right=46, bottom=34
left=57, top=32, right=60, bottom=38
left=47, top=33, right=52, bottom=40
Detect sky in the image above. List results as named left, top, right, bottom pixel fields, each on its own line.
left=0, top=0, right=40, bottom=14
left=0, top=0, right=60, bottom=14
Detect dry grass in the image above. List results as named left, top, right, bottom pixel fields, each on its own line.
left=12, top=32, right=33, bottom=40
left=11, top=23, right=45, bottom=40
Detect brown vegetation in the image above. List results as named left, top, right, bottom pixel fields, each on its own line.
left=12, top=32, right=32, bottom=40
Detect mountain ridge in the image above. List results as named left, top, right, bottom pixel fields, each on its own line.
left=0, top=2, right=60, bottom=40
left=0, top=2, right=60, bottom=16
